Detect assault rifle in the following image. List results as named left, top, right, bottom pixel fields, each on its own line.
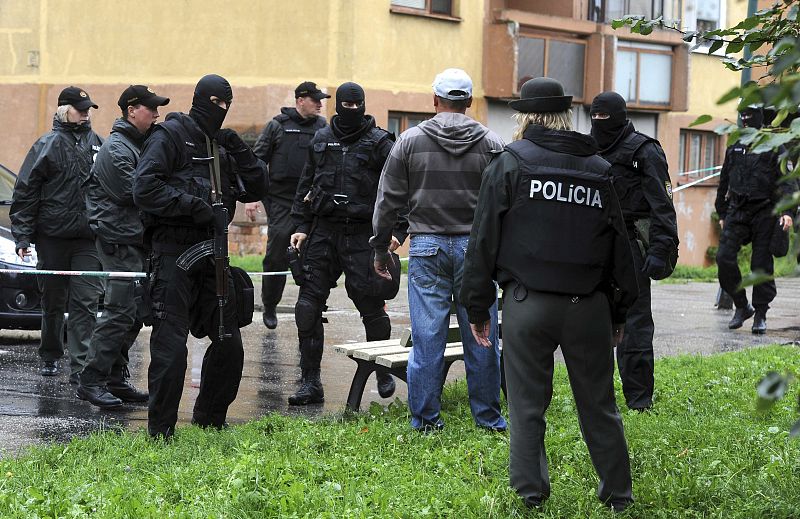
left=176, top=136, right=231, bottom=341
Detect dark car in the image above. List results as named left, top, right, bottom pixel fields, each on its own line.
left=0, top=163, right=42, bottom=330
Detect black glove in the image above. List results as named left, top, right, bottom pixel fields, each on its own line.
left=642, top=254, right=667, bottom=280
left=191, top=197, right=214, bottom=226
left=215, top=129, right=248, bottom=154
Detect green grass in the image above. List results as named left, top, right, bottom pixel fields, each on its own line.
left=664, top=243, right=799, bottom=284
left=1, top=347, right=799, bottom=517
left=229, top=255, right=263, bottom=273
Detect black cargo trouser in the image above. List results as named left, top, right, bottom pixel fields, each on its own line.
left=716, top=207, right=776, bottom=311
left=36, top=237, right=103, bottom=375
left=147, top=245, right=242, bottom=438
left=80, top=240, right=145, bottom=386
left=616, top=237, right=654, bottom=410
left=294, top=223, right=390, bottom=370
left=503, top=287, right=632, bottom=507
left=261, top=197, right=294, bottom=309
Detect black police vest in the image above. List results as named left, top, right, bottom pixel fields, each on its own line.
left=725, top=142, right=780, bottom=201
left=307, top=126, right=391, bottom=222
left=497, top=138, right=618, bottom=296
left=270, top=114, right=326, bottom=182
left=602, top=131, right=655, bottom=221
left=156, top=116, right=235, bottom=227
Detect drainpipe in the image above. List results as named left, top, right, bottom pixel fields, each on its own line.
left=740, top=0, right=758, bottom=87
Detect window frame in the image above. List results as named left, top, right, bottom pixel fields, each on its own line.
left=390, top=0, right=461, bottom=22
left=387, top=111, right=435, bottom=136
left=677, top=129, right=723, bottom=185
left=687, top=0, right=727, bottom=55
left=516, top=32, right=587, bottom=102
left=615, top=42, right=674, bottom=109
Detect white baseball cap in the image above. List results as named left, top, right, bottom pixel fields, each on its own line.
left=432, top=68, right=473, bottom=100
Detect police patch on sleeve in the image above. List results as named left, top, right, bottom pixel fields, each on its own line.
left=665, top=180, right=673, bottom=200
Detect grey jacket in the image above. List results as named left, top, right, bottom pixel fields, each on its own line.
left=370, top=112, right=504, bottom=251
left=85, top=118, right=145, bottom=246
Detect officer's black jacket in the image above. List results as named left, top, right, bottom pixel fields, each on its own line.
left=85, top=118, right=145, bottom=246
left=600, top=122, right=678, bottom=261
left=714, top=140, right=797, bottom=220
left=133, top=113, right=267, bottom=245
left=253, top=107, right=327, bottom=203
left=291, top=115, right=407, bottom=241
left=460, top=124, right=638, bottom=325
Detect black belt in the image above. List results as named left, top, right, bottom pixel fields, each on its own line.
left=314, top=218, right=373, bottom=235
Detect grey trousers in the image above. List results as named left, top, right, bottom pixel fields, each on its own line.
left=503, top=288, right=633, bottom=506
left=80, top=240, right=144, bottom=386
left=36, top=237, right=102, bottom=375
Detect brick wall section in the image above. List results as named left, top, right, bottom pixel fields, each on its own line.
left=229, top=202, right=268, bottom=257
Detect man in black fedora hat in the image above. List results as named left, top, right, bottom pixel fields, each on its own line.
left=461, top=77, right=638, bottom=512
left=590, top=91, right=679, bottom=411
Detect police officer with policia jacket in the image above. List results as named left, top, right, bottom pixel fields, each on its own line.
left=244, top=82, right=329, bottom=329
left=133, top=75, right=267, bottom=439
left=11, top=86, right=104, bottom=383
left=78, top=85, right=170, bottom=409
left=715, top=106, right=796, bottom=335
left=590, top=91, right=679, bottom=411
left=460, top=77, right=638, bottom=512
left=288, top=82, right=404, bottom=406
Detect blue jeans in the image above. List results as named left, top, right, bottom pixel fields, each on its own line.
left=407, top=234, right=506, bottom=430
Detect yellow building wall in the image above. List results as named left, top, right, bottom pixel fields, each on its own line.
left=0, top=0, right=486, bottom=171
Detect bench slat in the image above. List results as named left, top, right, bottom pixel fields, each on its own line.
left=352, top=345, right=411, bottom=361
left=332, top=339, right=400, bottom=355
left=375, top=344, right=464, bottom=368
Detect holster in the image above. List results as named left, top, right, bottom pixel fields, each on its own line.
left=287, top=246, right=305, bottom=285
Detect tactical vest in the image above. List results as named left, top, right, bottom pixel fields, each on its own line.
left=269, top=114, right=326, bottom=182
left=725, top=142, right=780, bottom=202
left=306, top=126, right=392, bottom=222
left=153, top=115, right=236, bottom=228
left=496, top=138, right=619, bottom=296
left=601, top=131, right=656, bottom=221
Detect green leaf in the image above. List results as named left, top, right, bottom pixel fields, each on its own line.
left=739, top=15, right=761, bottom=30
left=689, top=114, right=713, bottom=127
left=757, top=371, right=788, bottom=407
left=773, top=191, right=800, bottom=213
left=771, top=108, right=790, bottom=127
left=726, top=39, right=745, bottom=54
left=709, top=39, right=724, bottom=54
left=717, top=86, right=742, bottom=104
left=751, top=132, right=795, bottom=154
left=611, top=19, right=626, bottom=29
left=738, top=269, right=775, bottom=290
left=682, top=31, right=697, bottom=42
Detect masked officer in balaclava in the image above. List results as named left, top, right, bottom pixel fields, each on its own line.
left=134, top=74, right=268, bottom=439
left=715, top=106, right=796, bottom=334
left=287, top=82, right=406, bottom=406
left=589, top=91, right=679, bottom=412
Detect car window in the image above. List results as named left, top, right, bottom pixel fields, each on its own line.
left=0, top=165, right=16, bottom=202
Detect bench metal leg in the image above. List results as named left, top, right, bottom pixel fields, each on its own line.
left=346, top=358, right=375, bottom=412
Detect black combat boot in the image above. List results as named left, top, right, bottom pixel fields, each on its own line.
left=376, top=370, right=396, bottom=398
left=728, top=304, right=755, bottom=329
left=76, top=384, right=123, bottom=409
left=288, top=368, right=324, bottom=405
left=107, top=366, right=149, bottom=403
left=263, top=306, right=278, bottom=329
left=39, top=360, right=58, bottom=377
left=751, top=309, right=767, bottom=335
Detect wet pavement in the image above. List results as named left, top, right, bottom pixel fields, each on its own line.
left=1, top=276, right=799, bottom=456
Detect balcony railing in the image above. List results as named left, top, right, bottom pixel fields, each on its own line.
left=588, top=0, right=682, bottom=25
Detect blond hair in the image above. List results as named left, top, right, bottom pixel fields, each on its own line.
left=512, top=109, right=573, bottom=141
left=55, top=105, right=71, bottom=123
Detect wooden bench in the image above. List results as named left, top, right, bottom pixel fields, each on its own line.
left=335, top=323, right=504, bottom=411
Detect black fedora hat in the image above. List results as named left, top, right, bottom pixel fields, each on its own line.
left=509, top=77, right=572, bottom=113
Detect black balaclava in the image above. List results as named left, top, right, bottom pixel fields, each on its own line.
left=740, top=107, right=764, bottom=129
left=189, top=74, right=233, bottom=136
left=590, top=91, right=628, bottom=150
left=334, top=82, right=366, bottom=134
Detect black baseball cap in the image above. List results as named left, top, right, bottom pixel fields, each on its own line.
left=58, top=86, right=98, bottom=110
left=294, top=81, right=331, bottom=101
left=118, top=85, right=170, bottom=110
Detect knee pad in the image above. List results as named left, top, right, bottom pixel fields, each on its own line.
left=295, top=297, right=320, bottom=335
left=363, top=313, right=390, bottom=341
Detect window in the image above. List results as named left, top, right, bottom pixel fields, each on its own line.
left=689, top=0, right=725, bottom=53
left=388, top=112, right=433, bottom=136
left=615, top=41, right=672, bottom=106
left=391, top=0, right=454, bottom=16
left=517, top=36, right=586, bottom=100
left=678, top=130, right=722, bottom=181
left=588, top=0, right=682, bottom=24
